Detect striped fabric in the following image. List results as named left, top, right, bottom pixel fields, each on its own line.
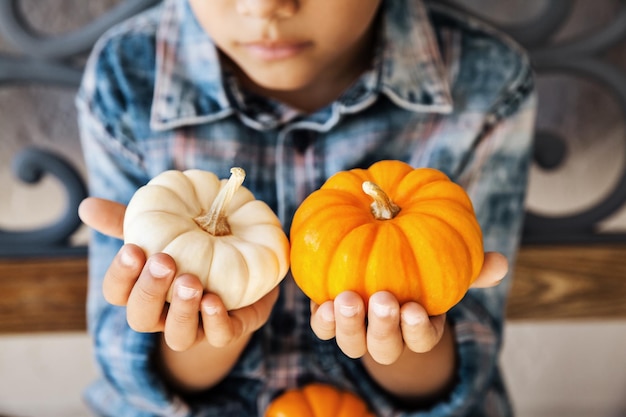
left=77, top=0, right=536, bottom=415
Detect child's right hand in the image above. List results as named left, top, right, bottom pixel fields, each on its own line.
left=78, top=197, right=279, bottom=352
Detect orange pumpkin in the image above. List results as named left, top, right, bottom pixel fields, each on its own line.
left=264, top=383, right=374, bottom=417
left=289, top=160, right=484, bottom=316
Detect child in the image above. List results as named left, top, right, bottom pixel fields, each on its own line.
left=77, top=0, right=536, bottom=415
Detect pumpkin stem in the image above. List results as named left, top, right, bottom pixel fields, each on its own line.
left=194, top=167, right=246, bottom=236
left=362, top=181, right=401, bottom=220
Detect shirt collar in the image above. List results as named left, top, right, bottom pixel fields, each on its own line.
left=150, top=0, right=452, bottom=131
left=377, top=0, right=453, bottom=113
left=150, top=0, right=234, bottom=131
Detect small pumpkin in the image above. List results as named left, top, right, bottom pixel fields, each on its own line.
left=290, top=160, right=484, bottom=316
left=123, top=167, right=290, bottom=310
left=265, top=383, right=374, bottom=417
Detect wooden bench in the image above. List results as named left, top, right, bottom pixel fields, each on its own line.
left=2, top=243, right=625, bottom=333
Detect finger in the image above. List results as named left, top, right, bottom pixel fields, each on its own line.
left=78, top=197, right=126, bottom=239
left=471, top=252, right=509, bottom=289
left=334, top=291, right=367, bottom=359
left=310, top=300, right=336, bottom=340
left=164, top=274, right=203, bottom=351
left=126, top=253, right=176, bottom=332
left=200, top=293, right=236, bottom=348
left=366, top=292, right=403, bottom=365
left=102, top=244, right=146, bottom=306
left=400, top=302, right=446, bottom=353
left=228, top=286, right=280, bottom=336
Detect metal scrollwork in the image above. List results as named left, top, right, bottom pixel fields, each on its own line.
left=0, top=148, right=87, bottom=256
left=0, top=0, right=159, bottom=258
left=519, top=1, right=626, bottom=243
left=0, top=0, right=159, bottom=86
left=0, top=0, right=159, bottom=60
left=455, top=0, right=626, bottom=243
left=496, top=1, right=573, bottom=48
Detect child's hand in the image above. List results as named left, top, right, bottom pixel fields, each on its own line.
left=78, top=197, right=279, bottom=352
left=103, top=246, right=278, bottom=351
left=309, top=252, right=508, bottom=365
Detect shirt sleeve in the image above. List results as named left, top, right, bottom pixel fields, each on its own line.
left=76, top=55, right=192, bottom=416
left=342, top=71, right=537, bottom=417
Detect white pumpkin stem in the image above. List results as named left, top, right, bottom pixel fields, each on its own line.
left=195, top=167, right=246, bottom=236
left=362, top=181, right=401, bottom=220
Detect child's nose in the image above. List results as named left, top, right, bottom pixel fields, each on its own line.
left=235, top=0, right=298, bottom=20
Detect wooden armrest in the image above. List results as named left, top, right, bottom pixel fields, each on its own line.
left=1, top=244, right=625, bottom=333
left=0, top=257, right=88, bottom=333
left=507, top=244, right=626, bottom=320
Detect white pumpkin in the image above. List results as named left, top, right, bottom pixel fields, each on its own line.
left=123, top=167, right=290, bottom=310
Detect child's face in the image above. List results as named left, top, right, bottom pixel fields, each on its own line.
left=189, top=0, right=382, bottom=104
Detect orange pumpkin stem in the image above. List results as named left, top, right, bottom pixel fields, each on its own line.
left=194, top=167, right=246, bottom=236
left=362, top=181, right=401, bottom=220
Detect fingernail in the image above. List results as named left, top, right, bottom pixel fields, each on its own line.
left=401, top=311, right=422, bottom=326
left=177, top=285, right=200, bottom=300
left=119, top=247, right=137, bottom=268
left=320, top=305, right=335, bottom=323
left=339, top=304, right=358, bottom=318
left=371, top=302, right=391, bottom=318
left=148, top=259, right=170, bottom=278
left=203, top=304, right=219, bottom=316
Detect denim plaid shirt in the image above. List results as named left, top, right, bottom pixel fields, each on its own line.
left=77, top=0, right=536, bottom=415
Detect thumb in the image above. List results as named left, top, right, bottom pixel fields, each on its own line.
left=78, top=197, right=126, bottom=240
left=471, top=252, right=509, bottom=289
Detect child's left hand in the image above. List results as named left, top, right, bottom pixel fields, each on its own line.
left=309, top=252, right=508, bottom=365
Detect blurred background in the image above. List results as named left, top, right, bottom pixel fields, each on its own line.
left=1, top=1, right=626, bottom=416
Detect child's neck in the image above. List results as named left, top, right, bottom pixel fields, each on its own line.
left=230, top=63, right=369, bottom=114
left=245, top=73, right=364, bottom=114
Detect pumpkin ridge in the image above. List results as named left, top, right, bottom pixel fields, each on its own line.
left=125, top=207, right=189, bottom=227
left=151, top=180, right=202, bottom=215
left=393, top=218, right=444, bottom=314
left=323, top=169, right=371, bottom=192
left=303, top=384, right=339, bottom=416
left=233, top=229, right=288, bottom=284
left=291, top=211, right=367, bottom=304
left=397, top=180, right=473, bottom=211
left=407, top=203, right=482, bottom=243
left=178, top=169, right=223, bottom=212
left=228, top=201, right=283, bottom=228
left=221, top=183, right=257, bottom=214
left=160, top=229, right=215, bottom=296
left=336, top=389, right=350, bottom=416
left=126, top=211, right=198, bottom=252
left=363, top=224, right=382, bottom=297
left=328, top=223, right=377, bottom=300
left=299, top=394, right=316, bottom=417
left=337, top=390, right=371, bottom=416
left=319, top=189, right=372, bottom=210
left=173, top=222, right=208, bottom=243
left=398, top=199, right=475, bottom=220
left=223, top=239, right=251, bottom=304
left=124, top=185, right=198, bottom=226
left=394, top=169, right=449, bottom=197
left=210, top=238, right=249, bottom=308
left=290, top=191, right=368, bottom=238
left=407, top=209, right=477, bottom=307
left=367, top=160, right=414, bottom=194
left=386, top=221, right=421, bottom=303
left=181, top=171, right=203, bottom=213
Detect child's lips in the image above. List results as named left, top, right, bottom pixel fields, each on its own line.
left=241, top=40, right=311, bottom=61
